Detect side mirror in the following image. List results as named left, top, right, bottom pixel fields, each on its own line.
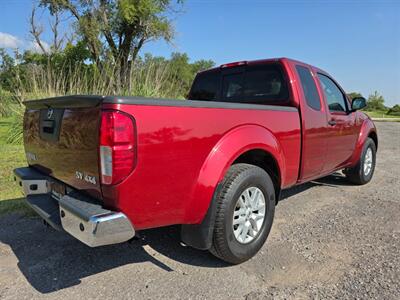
left=351, top=97, right=367, bottom=111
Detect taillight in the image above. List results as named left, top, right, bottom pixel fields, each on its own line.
left=99, top=110, right=136, bottom=185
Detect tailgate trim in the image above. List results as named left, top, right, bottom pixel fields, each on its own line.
left=24, top=95, right=103, bottom=109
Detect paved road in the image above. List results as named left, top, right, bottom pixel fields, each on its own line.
left=0, top=122, right=399, bottom=299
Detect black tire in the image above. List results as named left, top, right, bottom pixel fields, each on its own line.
left=210, top=163, right=275, bottom=264
left=345, top=137, right=376, bottom=185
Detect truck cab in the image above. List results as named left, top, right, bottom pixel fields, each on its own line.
left=189, top=58, right=377, bottom=183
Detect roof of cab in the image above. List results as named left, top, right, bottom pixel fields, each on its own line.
left=197, top=57, right=330, bottom=78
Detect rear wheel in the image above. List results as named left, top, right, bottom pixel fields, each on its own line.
left=345, top=137, right=376, bottom=185
left=210, top=163, right=275, bottom=264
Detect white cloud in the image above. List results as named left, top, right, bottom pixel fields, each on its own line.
left=0, top=32, right=22, bottom=49
left=28, top=40, right=51, bottom=53
left=0, top=32, right=51, bottom=54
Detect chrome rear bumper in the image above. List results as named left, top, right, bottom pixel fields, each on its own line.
left=59, top=195, right=135, bottom=247
left=13, top=167, right=135, bottom=247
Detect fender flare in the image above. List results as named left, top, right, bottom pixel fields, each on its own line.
left=349, top=118, right=377, bottom=167
left=181, top=125, right=284, bottom=249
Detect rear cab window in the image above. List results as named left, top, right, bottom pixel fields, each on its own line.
left=189, top=63, right=291, bottom=106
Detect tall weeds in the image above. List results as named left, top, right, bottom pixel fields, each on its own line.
left=19, top=60, right=183, bottom=101
left=4, top=61, right=185, bottom=144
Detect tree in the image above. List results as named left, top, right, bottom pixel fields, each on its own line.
left=39, top=0, right=183, bottom=87
left=0, top=49, right=15, bottom=90
left=365, top=91, right=386, bottom=111
left=30, top=5, right=70, bottom=55
left=347, top=92, right=363, bottom=100
left=138, top=52, right=214, bottom=97
left=387, top=104, right=400, bottom=116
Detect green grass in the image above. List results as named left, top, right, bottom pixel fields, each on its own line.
left=0, top=117, right=33, bottom=216
left=364, top=110, right=399, bottom=119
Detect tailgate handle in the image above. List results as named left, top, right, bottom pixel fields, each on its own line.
left=42, top=120, right=55, bottom=133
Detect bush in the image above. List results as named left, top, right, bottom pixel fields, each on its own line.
left=365, top=91, right=387, bottom=112
left=387, top=105, right=400, bottom=116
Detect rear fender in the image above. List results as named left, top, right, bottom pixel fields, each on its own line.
left=184, top=124, right=285, bottom=224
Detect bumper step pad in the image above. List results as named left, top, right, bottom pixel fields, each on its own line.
left=26, top=194, right=62, bottom=231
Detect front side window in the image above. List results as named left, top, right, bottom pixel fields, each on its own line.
left=317, top=74, right=347, bottom=112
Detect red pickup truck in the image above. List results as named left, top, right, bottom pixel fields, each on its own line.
left=14, top=58, right=377, bottom=264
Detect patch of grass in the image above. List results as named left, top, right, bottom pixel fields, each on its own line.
left=0, top=117, right=31, bottom=215
left=0, top=198, right=34, bottom=216
left=0, top=117, right=13, bottom=137
left=364, top=110, right=398, bottom=119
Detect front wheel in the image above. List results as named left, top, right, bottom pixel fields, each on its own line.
left=210, top=163, right=275, bottom=264
left=345, top=137, right=377, bottom=185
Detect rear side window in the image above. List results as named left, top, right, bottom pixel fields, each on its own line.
left=296, top=65, right=321, bottom=110
left=189, top=64, right=290, bottom=105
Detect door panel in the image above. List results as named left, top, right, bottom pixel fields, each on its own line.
left=294, top=64, right=329, bottom=181
left=317, top=74, right=359, bottom=172
left=324, top=112, right=358, bottom=171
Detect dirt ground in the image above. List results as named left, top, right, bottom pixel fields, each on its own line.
left=0, top=122, right=399, bottom=299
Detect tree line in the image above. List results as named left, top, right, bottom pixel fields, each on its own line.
left=348, top=92, right=400, bottom=116
left=0, top=0, right=398, bottom=117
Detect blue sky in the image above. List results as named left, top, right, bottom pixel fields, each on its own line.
left=1, top=0, right=399, bottom=105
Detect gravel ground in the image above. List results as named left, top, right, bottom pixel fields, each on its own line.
left=0, top=122, right=399, bottom=299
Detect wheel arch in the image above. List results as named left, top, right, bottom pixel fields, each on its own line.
left=232, top=149, right=281, bottom=202
left=368, top=130, right=378, bottom=150
left=181, top=125, right=284, bottom=250
left=349, top=118, right=378, bottom=167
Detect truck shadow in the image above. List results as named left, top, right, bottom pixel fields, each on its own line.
left=280, top=172, right=352, bottom=202
left=0, top=212, right=226, bottom=294
left=0, top=172, right=350, bottom=294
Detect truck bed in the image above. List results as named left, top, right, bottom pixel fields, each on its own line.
left=23, top=95, right=301, bottom=229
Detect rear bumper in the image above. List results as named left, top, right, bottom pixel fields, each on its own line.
left=13, top=167, right=135, bottom=247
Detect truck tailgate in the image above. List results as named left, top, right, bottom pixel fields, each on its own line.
left=23, top=96, right=103, bottom=199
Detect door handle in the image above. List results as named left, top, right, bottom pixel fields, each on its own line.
left=328, top=120, right=337, bottom=126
